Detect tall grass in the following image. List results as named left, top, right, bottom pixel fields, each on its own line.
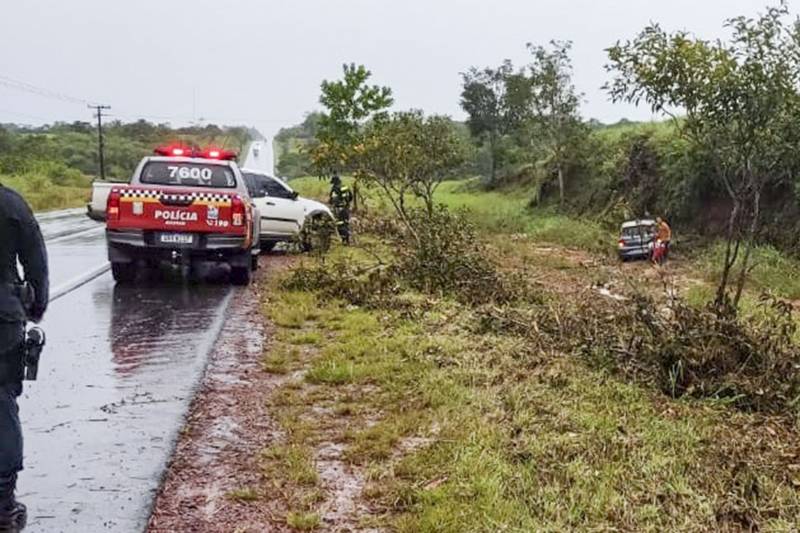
left=435, top=180, right=613, bottom=254
left=2, top=172, right=92, bottom=212
left=695, top=243, right=800, bottom=300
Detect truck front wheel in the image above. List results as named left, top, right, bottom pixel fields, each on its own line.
left=111, top=262, right=137, bottom=284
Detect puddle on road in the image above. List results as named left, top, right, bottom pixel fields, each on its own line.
left=19, top=274, right=233, bottom=532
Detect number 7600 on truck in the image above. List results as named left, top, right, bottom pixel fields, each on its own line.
left=95, top=146, right=261, bottom=285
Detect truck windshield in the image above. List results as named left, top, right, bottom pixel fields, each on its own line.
left=140, top=161, right=237, bottom=188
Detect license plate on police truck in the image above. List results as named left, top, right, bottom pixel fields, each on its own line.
left=158, top=232, right=194, bottom=246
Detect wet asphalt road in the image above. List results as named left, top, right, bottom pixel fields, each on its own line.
left=17, top=141, right=273, bottom=532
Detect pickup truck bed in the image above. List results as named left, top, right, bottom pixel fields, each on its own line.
left=87, top=180, right=125, bottom=221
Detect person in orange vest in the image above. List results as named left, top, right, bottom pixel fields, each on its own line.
left=652, top=216, right=672, bottom=264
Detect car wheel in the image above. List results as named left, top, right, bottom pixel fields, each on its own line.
left=259, top=241, right=276, bottom=254
left=111, top=262, right=136, bottom=284
left=230, top=265, right=251, bottom=286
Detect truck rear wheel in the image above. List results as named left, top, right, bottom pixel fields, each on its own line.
left=111, top=262, right=137, bottom=284
left=230, top=265, right=251, bottom=286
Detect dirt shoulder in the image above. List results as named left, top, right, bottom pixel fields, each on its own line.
left=147, top=255, right=295, bottom=532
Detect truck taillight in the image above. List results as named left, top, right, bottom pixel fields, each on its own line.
left=618, top=239, right=625, bottom=249
left=107, top=189, right=121, bottom=221
left=231, top=195, right=245, bottom=226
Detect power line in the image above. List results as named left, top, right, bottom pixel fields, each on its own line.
left=0, top=73, right=298, bottom=126
left=0, top=74, right=99, bottom=106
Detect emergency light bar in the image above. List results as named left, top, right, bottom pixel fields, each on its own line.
left=154, top=145, right=238, bottom=161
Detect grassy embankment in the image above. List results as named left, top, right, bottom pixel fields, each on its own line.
left=244, top=177, right=800, bottom=531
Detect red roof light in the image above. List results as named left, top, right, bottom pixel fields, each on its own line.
left=153, top=145, right=238, bottom=161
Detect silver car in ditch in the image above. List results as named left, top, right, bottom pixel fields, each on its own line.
left=617, top=219, right=656, bottom=261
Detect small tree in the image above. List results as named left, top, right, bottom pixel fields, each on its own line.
left=606, top=3, right=800, bottom=309
left=311, top=63, right=393, bottom=177
left=460, top=62, right=528, bottom=183
left=525, top=40, right=587, bottom=205
left=355, top=111, right=467, bottom=239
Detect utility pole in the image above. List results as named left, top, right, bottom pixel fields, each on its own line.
left=89, top=104, right=111, bottom=180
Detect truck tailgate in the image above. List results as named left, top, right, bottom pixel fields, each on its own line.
left=108, top=187, right=245, bottom=234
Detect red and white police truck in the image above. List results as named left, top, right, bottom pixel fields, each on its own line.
left=98, top=146, right=260, bottom=285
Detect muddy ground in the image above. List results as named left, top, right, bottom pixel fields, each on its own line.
left=147, top=256, right=293, bottom=532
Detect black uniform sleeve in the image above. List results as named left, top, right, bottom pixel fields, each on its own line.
left=10, top=194, right=49, bottom=321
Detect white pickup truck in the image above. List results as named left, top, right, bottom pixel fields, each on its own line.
left=87, top=181, right=120, bottom=221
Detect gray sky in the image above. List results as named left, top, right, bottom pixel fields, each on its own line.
left=0, top=0, right=770, bottom=137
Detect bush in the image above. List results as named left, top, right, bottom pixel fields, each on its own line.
left=394, top=207, right=528, bottom=305
left=286, top=207, right=532, bottom=309
left=479, top=289, right=800, bottom=413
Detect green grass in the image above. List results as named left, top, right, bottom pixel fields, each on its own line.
left=256, top=176, right=800, bottom=531
left=290, top=175, right=353, bottom=203
left=262, top=444, right=319, bottom=486
left=695, top=243, right=800, bottom=300
left=2, top=173, right=91, bottom=212
left=435, top=180, right=613, bottom=254
left=262, top=346, right=299, bottom=374
left=286, top=511, right=320, bottom=530
left=293, top=176, right=614, bottom=255
left=269, top=291, right=321, bottom=329
left=287, top=331, right=324, bottom=346
left=257, top=229, right=800, bottom=531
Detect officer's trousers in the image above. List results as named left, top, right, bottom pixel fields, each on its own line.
left=0, top=323, right=23, bottom=476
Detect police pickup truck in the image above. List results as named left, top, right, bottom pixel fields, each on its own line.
left=100, top=146, right=260, bottom=285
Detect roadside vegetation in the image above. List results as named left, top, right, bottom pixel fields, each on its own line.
left=0, top=120, right=253, bottom=211
left=257, top=195, right=800, bottom=530
left=243, top=6, right=800, bottom=529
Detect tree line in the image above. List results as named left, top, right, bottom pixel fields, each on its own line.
left=0, top=120, right=253, bottom=181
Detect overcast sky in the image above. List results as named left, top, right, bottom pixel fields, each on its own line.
left=0, top=0, right=771, bottom=137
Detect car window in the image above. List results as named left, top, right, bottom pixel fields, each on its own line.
left=242, top=173, right=261, bottom=197
left=262, top=176, right=294, bottom=199
left=141, top=161, right=236, bottom=188
left=622, top=225, right=655, bottom=238
left=242, top=173, right=294, bottom=199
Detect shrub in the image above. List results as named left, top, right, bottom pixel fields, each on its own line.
left=394, top=207, right=527, bottom=305
left=286, top=207, right=532, bottom=308
left=569, top=292, right=799, bottom=412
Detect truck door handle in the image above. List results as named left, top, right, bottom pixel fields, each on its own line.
left=265, top=201, right=275, bottom=206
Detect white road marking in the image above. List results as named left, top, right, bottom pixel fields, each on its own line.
left=50, top=262, right=110, bottom=303
left=46, top=225, right=105, bottom=244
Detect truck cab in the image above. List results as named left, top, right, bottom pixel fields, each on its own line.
left=104, top=146, right=260, bottom=285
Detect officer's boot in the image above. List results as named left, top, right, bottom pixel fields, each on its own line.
left=0, top=473, right=26, bottom=532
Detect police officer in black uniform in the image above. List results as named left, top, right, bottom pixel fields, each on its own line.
left=329, top=173, right=353, bottom=245
left=0, top=183, right=48, bottom=532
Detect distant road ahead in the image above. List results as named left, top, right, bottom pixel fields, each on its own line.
left=241, top=136, right=274, bottom=174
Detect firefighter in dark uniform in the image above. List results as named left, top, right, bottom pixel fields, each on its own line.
left=0, top=183, right=48, bottom=532
left=329, top=173, right=353, bottom=245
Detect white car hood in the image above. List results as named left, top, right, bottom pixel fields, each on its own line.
left=299, top=197, right=332, bottom=217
